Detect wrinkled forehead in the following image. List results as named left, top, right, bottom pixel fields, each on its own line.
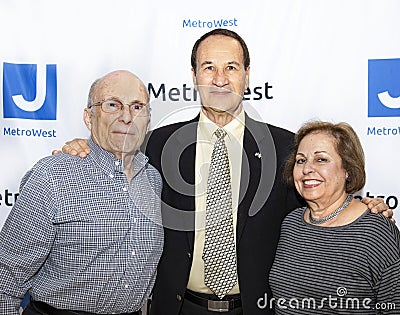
left=94, top=72, right=149, bottom=103
left=196, top=35, right=244, bottom=65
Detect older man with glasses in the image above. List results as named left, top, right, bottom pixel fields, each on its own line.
left=0, top=70, right=163, bottom=315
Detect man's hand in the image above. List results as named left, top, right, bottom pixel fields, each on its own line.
left=362, top=197, right=395, bottom=222
left=52, top=138, right=90, bottom=158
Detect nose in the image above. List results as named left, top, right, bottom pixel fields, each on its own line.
left=212, top=69, right=228, bottom=87
left=302, top=160, right=315, bottom=174
left=118, top=105, right=133, bottom=124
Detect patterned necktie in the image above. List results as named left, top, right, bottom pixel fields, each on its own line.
left=202, top=128, right=237, bottom=299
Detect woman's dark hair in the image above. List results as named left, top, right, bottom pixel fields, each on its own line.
left=284, top=121, right=366, bottom=194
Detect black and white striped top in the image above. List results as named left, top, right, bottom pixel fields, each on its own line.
left=269, top=208, right=400, bottom=314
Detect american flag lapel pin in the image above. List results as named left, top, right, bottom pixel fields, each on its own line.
left=254, top=152, right=262, bottom=159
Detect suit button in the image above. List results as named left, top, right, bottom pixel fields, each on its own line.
left=176, top=294, right=182, bottom=301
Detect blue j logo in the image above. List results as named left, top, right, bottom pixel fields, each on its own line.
left=3, top=62, right=57, bottom=120
left=368, top=58, right=400, bottom=117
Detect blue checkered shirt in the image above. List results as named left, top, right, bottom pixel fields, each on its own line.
left=0, top=138, right=163, bottom=314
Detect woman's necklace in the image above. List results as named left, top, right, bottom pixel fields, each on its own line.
left=308, top=194, right=353, bottom=225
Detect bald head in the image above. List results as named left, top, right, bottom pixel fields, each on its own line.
left=87, top=70, right=149, bottom=108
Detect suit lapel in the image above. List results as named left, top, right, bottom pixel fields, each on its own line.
left=236, top=115, right=277, bottom=243
left=174, top=116, right=199, bottom=251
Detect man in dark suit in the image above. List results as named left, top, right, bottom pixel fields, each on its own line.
left=140, top=29, right=303, bottom=315
left=59, top=29, right=390, bottom=315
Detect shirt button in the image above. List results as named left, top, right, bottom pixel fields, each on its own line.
left=131, top=250, right=135, bottom=255
left=109, top=174, right=114, bottom=178
left=124, top=284, right=129, bottom=289
left=115, top=161, right=120, bottom=166
left=122, top=187, right=128, bottom=192
left=133, top=218, right=137, bottom=223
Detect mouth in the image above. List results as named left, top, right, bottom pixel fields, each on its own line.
left=209, top=88, right=232, bottom=95
left=302, top=179, right=322, bottom=188
left=112, top=131, right=136, bottom=136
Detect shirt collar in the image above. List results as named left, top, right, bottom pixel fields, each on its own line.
left=88, top=138, right=149, bottom=177
left=198, top=109, right=245, bottom=142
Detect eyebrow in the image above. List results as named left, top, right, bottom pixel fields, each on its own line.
left=296, top=151, right=328, bottom=155
left=200, top=61, right=213, bottom=67
left=227, top=61, right=241, bottom=66
left=314, top=150, right=328, bottom=154
left=105, top=97, right=148, bottom=106
left=200, top=61, right=242, bottom=67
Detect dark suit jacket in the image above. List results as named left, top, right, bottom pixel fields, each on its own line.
left=142, top=114, right=304, bottom=315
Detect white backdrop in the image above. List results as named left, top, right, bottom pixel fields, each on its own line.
left=1, top=0, right=399, bottom=228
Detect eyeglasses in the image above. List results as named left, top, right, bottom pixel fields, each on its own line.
left=89, top=98, right=151, bottom=116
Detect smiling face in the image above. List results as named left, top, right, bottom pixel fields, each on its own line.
left=192, top=34, right=250, bottom=116
left=84, top=70, right=149, bottom=159
left=293, top=132, right=348, bottom=207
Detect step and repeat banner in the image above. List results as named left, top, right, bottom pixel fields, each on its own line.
left=0, top=0, right=399, bottom=228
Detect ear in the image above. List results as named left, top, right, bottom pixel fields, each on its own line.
left=83, top=108, right=92, bottom=131
left=145, top=115, right=150, bottom=133
left=245, top=65, right=250, bottom=90
left=191, top=68, right=198, bottom=90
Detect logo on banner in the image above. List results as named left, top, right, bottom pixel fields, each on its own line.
left=368, top=58, right=400, bottom=117
left=182, top=18, right=238, bottom=29
left=3, top=62, right=57, bottom=120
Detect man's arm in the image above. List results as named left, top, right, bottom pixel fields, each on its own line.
left=53, top=138, right=90, bottom=157
left=362, top=197, right=394, bottom=221
left=56, top=139, right=395, bottom=220
left=0, top=164, right=56, bottom=315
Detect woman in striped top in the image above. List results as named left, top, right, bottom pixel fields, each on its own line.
left=269, top=121, right=400, bottom=314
